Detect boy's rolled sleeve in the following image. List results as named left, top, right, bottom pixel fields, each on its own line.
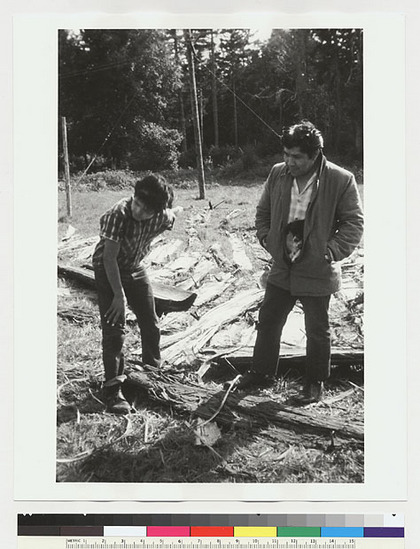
left=99, top=209, right=126, bottom=243
left=161, top=209, right=175, bottom=231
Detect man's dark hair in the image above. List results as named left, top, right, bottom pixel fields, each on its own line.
left=134, top=174, right=173, bottom=212
left=281, top=120, right=324, bottom=158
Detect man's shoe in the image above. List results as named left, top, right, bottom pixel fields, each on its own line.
left=235, top=371, right=275, bottom=391
left=104, top=386, right=131, bottom=414
left=300, top=380, right=324, bottom=404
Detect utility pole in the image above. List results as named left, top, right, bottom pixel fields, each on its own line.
left=210, top=30, right=219, bottom=148
left=232, top=78, right=238, bottom=148
left=184, top=29, right=206, bottom=200
left=61, top=116, right=72, bottom=217
left=172, top=30, right=188, bottom=154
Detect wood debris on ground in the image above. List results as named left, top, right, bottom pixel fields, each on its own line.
left=58, top=215, right=364, bottom=367
left=125, top=365, right=363, bottom=445
left=57, top=208, right=364, bottom=446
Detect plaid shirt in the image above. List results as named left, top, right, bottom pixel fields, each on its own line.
left=92, top=197, right=173, bottom=272
left=288, top=171, right=318, bottom=223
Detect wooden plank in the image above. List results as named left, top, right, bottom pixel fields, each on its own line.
left=166, top=253, right=200, bottom=272
left=206, top=322, right=255, bottom=352
left=176, top=258, right=218, bottom=291
left=126, top=367, right=363, bottom=443
left=214, top=349, right=364, bottom=372
left=209, top=243, right=233, bottom=269
left=57, top=235, right=98, bottom=252
left=161, top=288, right=263, bottom=364
left=57, top=264, right=197, bottom=314
left=58, top=264, right=96, bottom=289
left=144, top=239, right=184, bottom=265
left=228, top=234, right=253, bottom=271
left=192, top=274, right=234, bottom=307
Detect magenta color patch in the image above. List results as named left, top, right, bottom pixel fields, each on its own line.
left=147, top=526, right=190, bottom=537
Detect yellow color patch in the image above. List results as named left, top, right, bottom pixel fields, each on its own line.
left=234, top=527, right=278, bottom=537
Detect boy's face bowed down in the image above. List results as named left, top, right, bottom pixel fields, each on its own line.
left=131, top=196, right=156, bottom=221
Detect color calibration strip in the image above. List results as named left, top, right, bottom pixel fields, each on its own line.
left=108, top=526, right=403, bottom=538
left=17, top=515, right=404, bottom=539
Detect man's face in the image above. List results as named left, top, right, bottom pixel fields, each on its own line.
left=283, top=146, right=318, bottom=178
left=131, top=196, right=155, bottom=221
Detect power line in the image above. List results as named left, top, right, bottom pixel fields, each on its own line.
left=59, top=57, right=137, bottom=80
left=190, top=43, right=282, bottom=140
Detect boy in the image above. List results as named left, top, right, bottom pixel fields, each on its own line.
left=92, top=174, right=180, bottom=413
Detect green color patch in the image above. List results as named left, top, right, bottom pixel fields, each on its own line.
left=277, top=527, right=321, bottom=537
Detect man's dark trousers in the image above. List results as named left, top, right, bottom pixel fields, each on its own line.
left=253, top=282, right=331, bottom=381
left=94, top=265, right=161, bottom=382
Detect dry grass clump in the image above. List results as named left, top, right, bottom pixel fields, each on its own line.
left=56, top=360, right=364, bottom=483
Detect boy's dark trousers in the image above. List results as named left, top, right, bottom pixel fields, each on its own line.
left=253, top=282, right=331, bottom=381
left=94, top=264, right=161, bottom=382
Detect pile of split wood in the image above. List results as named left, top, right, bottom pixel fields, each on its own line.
left=58, top=216, right=364, bottom=370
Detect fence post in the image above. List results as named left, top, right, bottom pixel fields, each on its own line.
left=61, top=116, right=72, bottom=217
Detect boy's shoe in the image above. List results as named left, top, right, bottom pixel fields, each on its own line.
left=235, top=371, right=275, bottom=391
left=299, top=380, right=324, bottom=404
left=104, top=386, right=131, bottom=414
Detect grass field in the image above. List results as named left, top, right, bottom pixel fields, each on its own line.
left=57, top=169, right=364, bottom=484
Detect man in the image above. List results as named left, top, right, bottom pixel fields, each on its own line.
left=92, top=174, right=181, bottom=414
left=237, top=120, right=364, bottom=402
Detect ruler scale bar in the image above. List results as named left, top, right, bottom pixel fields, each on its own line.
left=17, top=537, right=405, bottom=549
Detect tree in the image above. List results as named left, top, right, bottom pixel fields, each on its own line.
left=167, top=29, right=188, bottom=153
left=210, top=29, right=220, bottom=148
left=184, top=29, right=206, bottom=199
left=59, top=27, right=364, bottom=171
left=59, top=29, right=181, bottom=169
left=311, top=29, right=363, bottom=157
left=217, top=29, right=253, bottom=147
left=246, top=28, right=363, bottom=159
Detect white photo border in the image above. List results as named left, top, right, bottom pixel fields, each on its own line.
left=14, top=11, right=406, bottom=501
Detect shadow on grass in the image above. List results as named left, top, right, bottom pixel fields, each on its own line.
left=56, top=366, right=364, bottom=484
left=57, top=417, right=258, bottom=483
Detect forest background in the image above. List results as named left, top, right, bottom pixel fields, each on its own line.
left=58, top=28, right=363, bottom=183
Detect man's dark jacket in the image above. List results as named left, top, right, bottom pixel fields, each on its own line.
left=256, top=154, right=364, bottom=296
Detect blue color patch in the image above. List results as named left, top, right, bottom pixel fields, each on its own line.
left=321, top=527, right=364, bottom=537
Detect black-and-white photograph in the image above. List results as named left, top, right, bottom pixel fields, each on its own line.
left=56, top=27, right=365, bottom=484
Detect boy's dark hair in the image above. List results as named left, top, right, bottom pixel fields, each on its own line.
left=134, top=174, right=174, bottom=211
left=281, top=120, right=324, bottom=158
